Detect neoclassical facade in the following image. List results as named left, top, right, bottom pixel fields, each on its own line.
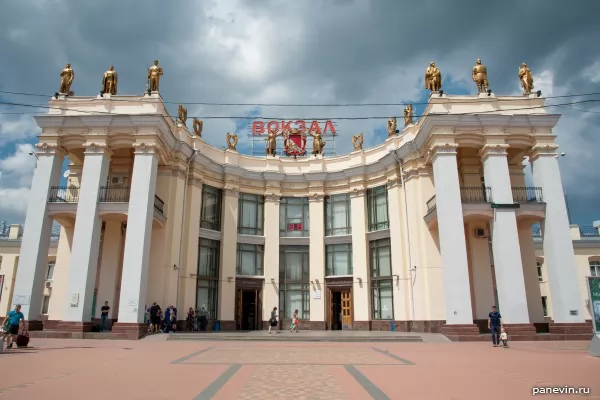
left=6, top=91, right=594, bottom=339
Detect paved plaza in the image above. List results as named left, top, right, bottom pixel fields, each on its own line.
left=0, top=337, right=598, bottom=399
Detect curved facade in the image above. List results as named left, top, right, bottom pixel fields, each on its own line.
left=7, top=92, right=593, bottom=337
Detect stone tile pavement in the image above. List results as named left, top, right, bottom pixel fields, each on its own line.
left=0, top=338, right=598, bottom=399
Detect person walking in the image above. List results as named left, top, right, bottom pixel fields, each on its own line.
left=488, top=305, right=503, bottom=347
left=268, top=306, right=279, bottom=334
left=1, top=304, right=25, bottom=349
left=290, top=309, right=299, bottom=333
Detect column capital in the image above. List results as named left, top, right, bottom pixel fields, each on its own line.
left=264, top=192, right=282, bottom=203
left=132, top=142, right=159, bottom=157
left=349, top=187, right=366, bottom=198
left=223, top=186, right=239, bottom=198
left=34, top=142, right=66, bottom=157
left=308, top=192, right=325, bottom=202
left=386, top=176, right=402, bottom=189
left=427, top=143, right=458, bottom=163
left=188, top=176, right=203, bottom=188
left=478, top=144, right=509, bottom=161
left=83, top=142, right=112, bottom=156
left=527, top=144, right=558, bottom=161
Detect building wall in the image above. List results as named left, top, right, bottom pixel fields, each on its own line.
left=4, top=92, right=595, bottom=330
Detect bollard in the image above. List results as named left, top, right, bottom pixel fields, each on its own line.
left=390, top=321, right=395, bottom=332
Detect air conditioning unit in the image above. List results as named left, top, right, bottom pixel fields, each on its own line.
left=474, top=228, right=487, bottom=238
left=45, top=280, right=53, bottom=288
left=110, top=176, right=126, bottom=186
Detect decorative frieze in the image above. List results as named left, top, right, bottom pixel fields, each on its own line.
left=478, top=143, right=509, bottom=161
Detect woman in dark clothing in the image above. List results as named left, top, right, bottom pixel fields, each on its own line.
left=186, top=307, right=195, bottom=332
left=268, top=306, right=279, bottom=334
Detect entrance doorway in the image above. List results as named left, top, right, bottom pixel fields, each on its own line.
left=235, top=288, right=261, bottom=330
left=328, top=289, right=352, bottom=330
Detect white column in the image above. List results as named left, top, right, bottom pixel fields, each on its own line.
left=11, top=143, right=64, bottom=322
left=480, top=144, right=530, bottom=323
left=63, top=144, right=110, bottom=322
left=387, top=179, right=408, bottom=321
left=96, top=220, right=124, bottom=319
left=430, top=144, right=474, bottom=324
left=218, top=187, right=238, bottom=324
left=262, top=193, right=280, bottom=323
left=117, top=144, right=159, bottom=323
left=309, top=194, right=325, bottom=324
left=530, top=144, right=584, bottom=323
left=350, top=188, right=370, bottom=323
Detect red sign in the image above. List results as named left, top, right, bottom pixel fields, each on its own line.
left=288, top=223, right=303, bottom=231
left=253, top=120, right=336, bottom=136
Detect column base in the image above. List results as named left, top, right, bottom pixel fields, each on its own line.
left=111, top=323, right=147, bottom=339
left=549, top=322, right=593, bottom=340
left=26, top=320, right=44, bottom=331
left=441, top=324, right=481, bottom=342
left=56, top=321, right=94, bottom=333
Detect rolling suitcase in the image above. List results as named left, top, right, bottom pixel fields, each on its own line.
left=16, top=330, right=29, bottom=348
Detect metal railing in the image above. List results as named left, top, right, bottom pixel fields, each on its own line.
left=460, top=187, right=492, bottom=203
left=426, top=196, right=437, bottom=212
left=154, top=195, right=165, bottom=215
left=580, top=226, right=600, bottom=237
left=48, top=186, right=80, bottom=203
left=98, top=186, right=131, bottom=202
left=512, top=187, right=543, bottom=203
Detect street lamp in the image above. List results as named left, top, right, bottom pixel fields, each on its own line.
left=554, top=152, right=572, bottom=224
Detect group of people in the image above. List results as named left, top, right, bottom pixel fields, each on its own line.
left=268, top=307, right=300, bottom=334
left=185, top=306, right=209, bottom=331
left=146, top=302, right=178, bottom=333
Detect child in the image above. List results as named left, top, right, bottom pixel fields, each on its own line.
left=500, top=327, right=508, bottom=348
left=290, top=309, right=299, bottom=333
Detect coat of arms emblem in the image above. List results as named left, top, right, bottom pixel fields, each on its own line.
left=283, top=129, right=307, bottom=156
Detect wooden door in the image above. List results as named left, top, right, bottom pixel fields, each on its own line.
left=235, top=289, right=242, bottom=330
left=341, top=290, right=353, bottom=329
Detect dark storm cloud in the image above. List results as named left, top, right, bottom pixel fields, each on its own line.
left=0, top=0, right=599, bottom=223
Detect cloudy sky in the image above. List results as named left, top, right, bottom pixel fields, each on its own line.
left=1, top=0, right=599, bottom=226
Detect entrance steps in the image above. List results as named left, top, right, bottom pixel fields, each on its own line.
left=165, top=331, right=445, bottom=342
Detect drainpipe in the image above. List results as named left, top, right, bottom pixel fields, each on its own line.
left=391, top=143, right=417, bottom=323
left=175, top=144, right=198, bottom=310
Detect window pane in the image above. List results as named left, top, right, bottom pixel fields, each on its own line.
left=371, top=280, right=394, bottom=320
left=378, top=246, right=392, bottom=276
left=285, top=252, right=303, bottom=280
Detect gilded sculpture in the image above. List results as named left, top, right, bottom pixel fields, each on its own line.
left=226, top=132, right=238, bottom=151
left=59, top=63, right=74, bottom=95
left=424, top=62, right=442, bottom=92
left=403, top=104, right=414, bottom=126
left=387, top=117, right=397, bottom=137
left=352, top=133, right=363, bottom=151
left=308, top=129, right=325, bottom=155
left=193, top=118, right=203, bottom=137
left=101, top=65, right=118, bottom=95
left=518, top=63, right=534, bottom=95
left=472, top=58, right=489, bottom=93
left=178, top=104, right=188, bottom=126
left=147, top=60, right=164, bottom=92
left=266, top=127, right=283, bottom=156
